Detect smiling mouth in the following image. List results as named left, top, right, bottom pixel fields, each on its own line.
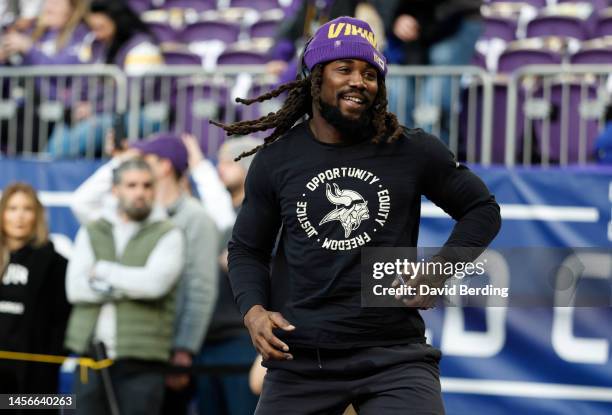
left=340, top=94, right=367, bottom=106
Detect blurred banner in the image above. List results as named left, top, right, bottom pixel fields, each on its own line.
left=1, top=159, right=611, bottom=414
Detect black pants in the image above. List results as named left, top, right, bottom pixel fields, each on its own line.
left=161, top=378, right=196, bottom=415
left=74, top=359, right=165, bottom=415
left=257, top=343, right=444, bottom=415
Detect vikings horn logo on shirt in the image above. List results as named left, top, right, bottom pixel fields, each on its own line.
left=296, top=166, right=391, bottom=251
left=319, top=183, right=370, bottom=238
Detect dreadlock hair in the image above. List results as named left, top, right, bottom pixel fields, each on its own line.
left=209, top=64, right=405, bottom=161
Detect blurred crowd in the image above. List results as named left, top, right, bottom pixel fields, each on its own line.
left=0, top=130, right=267, bottom=414
left=2, top=0, right=612, bottom=163
left=0, top=0, right=490, bottom=158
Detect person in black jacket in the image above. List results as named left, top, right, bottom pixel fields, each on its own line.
left=384, top=0, right=483, bottom=144
left=211, top=16, right=500, bottom=414
left=0, top=182, right=70, bottom=401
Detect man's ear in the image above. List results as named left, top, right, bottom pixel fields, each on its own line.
left=111, top=185, right=119, bottom=197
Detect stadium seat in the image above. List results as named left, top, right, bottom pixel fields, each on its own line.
left=530, top=2, right=597, bottom=38
left=179, top=20, right=242, bottom=44
left=148, top=22, right=181, bottom=43
left=593, top=8, right=612, bottom=37
left=558, top=0, right=610, bottom=11
left=230, top=0, right=280, bottom=11
left=532, top=81, right=602, bottom=163
left=217, top=51, right=270, bottom=65
left=249, top=9, right=284, bottom=39
left=459, top=82, right=512, bottom=164
left=570, top=39, right=612, bottom=64
left=488, top=0, right=547, bottom=8
left=482, top=16, right=519, bottom=42
left=162, top=49, right=203, bottom=65
left=217, top=39, right=273, bottom=65
left=526, top=15, right=591, bottom=40
left=497, top=37, right=566, bottom=72
left=481, top=2, right=525, bottom=41
left=173, top=78, right=230, bottom=156
left=497, top=48, right=563, bottom=74
left=492, top=39, right=565, bottom=163
left=129, top=0, right=151, bottom=14
left=161, top=0, right=216, bottom=12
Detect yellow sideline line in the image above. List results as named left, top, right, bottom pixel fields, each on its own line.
left=0, top=350, right=114, bottom=383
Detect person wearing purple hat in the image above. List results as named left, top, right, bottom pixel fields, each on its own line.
left=132, top=133, right=189, bottom=180
left=131, top=133, right=219, bottom=414
left=212, top=16, right=501, bottom=414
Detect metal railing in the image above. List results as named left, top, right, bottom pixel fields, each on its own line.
left=127, top=64, right=494, bottom=163
left=124, top=65, right=279, bottom=157
left=0, top=65, right=126, bottom=158
left=5, top=64, right=608, bottom=167
left=387, top=65, right=494, bottom=166
left=505, top=64, right=612, bottom=167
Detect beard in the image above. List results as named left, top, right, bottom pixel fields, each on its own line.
left=319, top=99, right=375, bottom=143
left=119, top=199, right=152, bottom=222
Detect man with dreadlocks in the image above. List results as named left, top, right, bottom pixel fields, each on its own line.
left=212, top=16, right=501, bottom=414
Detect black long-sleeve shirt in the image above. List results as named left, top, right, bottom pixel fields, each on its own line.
left=0, top=242, right=70, bottom=394
left=228, top=122, right=501, bottom=349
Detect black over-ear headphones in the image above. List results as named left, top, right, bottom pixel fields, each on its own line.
left=298, top=36, right=314, bottom=80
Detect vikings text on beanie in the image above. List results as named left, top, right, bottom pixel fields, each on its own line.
left=303, top=16, right=387, bottom=77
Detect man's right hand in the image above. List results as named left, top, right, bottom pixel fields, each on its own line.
left=244, top=305, right=295, bottom=361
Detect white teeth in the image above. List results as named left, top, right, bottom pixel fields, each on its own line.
left=342, top=96, right=364, bottom=104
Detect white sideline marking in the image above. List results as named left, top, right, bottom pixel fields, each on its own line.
left=39, top=191, right=73, bottom=207
left=422, top=203, right=599, bottom=222
left=2, top=191, right=600, bottom=223
left=441, top=377, right=612, bottom=402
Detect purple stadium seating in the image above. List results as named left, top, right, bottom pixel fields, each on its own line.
left=173, top=80, right=230, bottom=157
left=558, top=0, right=610, bottom=11
left=489, top=0, right=546, bottom=8
left=161, top=0, right=216, bottom=11
left=526, top=15, right=591, bottom=40
left=570, top=47, right=612, bottom=64
left=497, top=49, right=563, bottom=73
left=482, top=16, right=518, bottom=41
left=162, top=50, right=202, bottom=65
left=129, top=0, right=151, bottom=13
left=217, top=50, right=270, bottom=65
left=249, top=19, right=281, bottom=38
left=532, top=82, right=601, bottom=163
left=179, top=21, right=241, bottom=44
left=460, top=83, right=516, bottom=164
left=148, top=22, right=180, bottom=43
left=594, top=13, right=612, bottom=37
left=481, top=42, right=565, bottom=163
left=230, top=0, right=279, bottom=11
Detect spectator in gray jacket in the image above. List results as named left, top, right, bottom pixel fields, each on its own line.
left=187, top=136, right=263, bottom=415
left=70, top=133, right=219, bottom=415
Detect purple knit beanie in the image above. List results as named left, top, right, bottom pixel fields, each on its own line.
left=303, top=16, right=387, bottom=77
